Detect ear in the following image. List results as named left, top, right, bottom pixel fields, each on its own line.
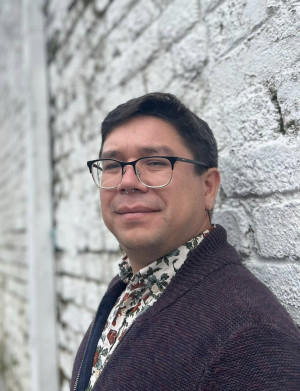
left=203, top=168, right=221, bottom=210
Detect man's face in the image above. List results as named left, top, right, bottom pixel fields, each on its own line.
left=100, top=116, right=218, bottom=268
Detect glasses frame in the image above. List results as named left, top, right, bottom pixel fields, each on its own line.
left=87, top=156, right=209, bottom=189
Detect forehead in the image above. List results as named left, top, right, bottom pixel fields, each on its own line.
left=101, top=116, right=192, bottom=159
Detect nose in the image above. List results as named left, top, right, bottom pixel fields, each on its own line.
left=116, top=164, right=148, bottom=193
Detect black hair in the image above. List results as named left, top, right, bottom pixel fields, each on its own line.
left=100, top=92, right=218, bottom=174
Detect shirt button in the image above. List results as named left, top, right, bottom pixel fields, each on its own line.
left=152, top=284, right=159, bottom=294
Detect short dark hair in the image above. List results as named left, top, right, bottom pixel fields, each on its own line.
left=100, top=92, right=218, bottom=174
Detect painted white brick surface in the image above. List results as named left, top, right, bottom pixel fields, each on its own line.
left=220, top=138, right=300, bottom=196
left=1, top=0, right=299, bottom=390
left=0, top=2, right=31, bottom=390
left=45, top=0, right=299, bottom=387
left=254, top=202, right=300, bottom=258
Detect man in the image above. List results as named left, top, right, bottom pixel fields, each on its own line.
left=71, top=93, right=300, bottom=391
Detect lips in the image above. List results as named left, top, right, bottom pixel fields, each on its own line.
left=116, top=205, right=159, bottom=214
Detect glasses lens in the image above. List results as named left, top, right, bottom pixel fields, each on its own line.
left=91, top=160, right=122, bottom=188
left=137, top=157, right=172, bottom=187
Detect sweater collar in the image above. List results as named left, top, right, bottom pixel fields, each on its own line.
left=106, top=225, right=241, bottom=302
left=118, top=226, right=215, bottom=286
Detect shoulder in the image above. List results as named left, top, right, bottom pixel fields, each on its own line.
left=168, top=225, right=299, bottom=344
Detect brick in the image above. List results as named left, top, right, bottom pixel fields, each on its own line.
left=218, top=83, right=280, bottom=147
left=101, top=223, right=120, bottom=251
left=201, top=0, right=222, bottom=14
left=144, top=51, right=174, bottom=91
left=277, top=76, right=300, bottom=132
left=55, top=198, right=80, bottom=254
left=204, top=0, right=268, bottom=60
left=109, top=23, right=160, bottom=86
left=253, top=201, right=300, bottom=258
left=78, top=307, right=94, bottom=334
left=214, top=207, right=252, bottom=256
left=220, top=139, right=300, bottom=197
left=61, top=276, right=85, bottom=305
left=83, top=252, right=119, bottom=283
left=88, top=18, right=107, bottom=50
left=61, top=379, right=71, bottom=391
left=106, top=0, right=137, bottom=30
left=58, top=324, right=77, bottom=352
left=83, top=253, right=104, bottom=281
left=61, top=303, right=83, bottom=333
left=171, top=24, right=207, bottom=76
left=0, top=2, right=32, bottom=389
left=59, top=349, right=75, bottom=379
left=108, top=0, right=199, bottom=85
left=84, top=280, right=107, bottom=311
left=240, top=13, right=299, bottom=78
left=157, top=0, right=199, bottom=46
left=46, top=0, right=69, bottom=38
left=94, top=0, right=110, bottom=13
left=123, top=1, right=160, bottom=40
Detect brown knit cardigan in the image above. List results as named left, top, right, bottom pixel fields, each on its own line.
left=71, top=225, right=300, bottom=391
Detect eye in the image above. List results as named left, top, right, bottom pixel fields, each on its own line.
left=102, top=161, right=120, bottom=172
left=141, top=158, right=170, bottom=170
left=146, top=159, right=168, bottom=166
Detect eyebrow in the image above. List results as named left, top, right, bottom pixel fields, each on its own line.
left=101, top=145, right=176, bottom=159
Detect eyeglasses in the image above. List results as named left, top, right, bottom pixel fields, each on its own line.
left=87, top=156, right=208, bottom=189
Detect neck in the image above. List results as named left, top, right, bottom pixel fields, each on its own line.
left=125, top=247, right=166, bottom=274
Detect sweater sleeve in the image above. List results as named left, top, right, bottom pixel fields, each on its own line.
left=199, top=324, right=300, bottom=391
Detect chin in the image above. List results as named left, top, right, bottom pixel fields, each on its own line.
left=118, top=233, right=161, bottom=252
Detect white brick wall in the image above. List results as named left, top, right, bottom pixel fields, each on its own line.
left=0, top=1, right=58, bottom=390
left=1, top=0, right=299, bottom=390
left=0, top=2, right=31, bottom=390
left=46, top=0, right=299, bottom=386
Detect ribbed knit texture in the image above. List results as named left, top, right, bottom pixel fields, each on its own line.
left=71, top=225, right=300, bottom=391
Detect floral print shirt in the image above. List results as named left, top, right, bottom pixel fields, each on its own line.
left=86, top=227, right=214, bottom=390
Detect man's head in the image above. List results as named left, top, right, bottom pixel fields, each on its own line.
left=98, top=93, right=220, bottom=272
left=100, top=92, right=218, bottom=174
